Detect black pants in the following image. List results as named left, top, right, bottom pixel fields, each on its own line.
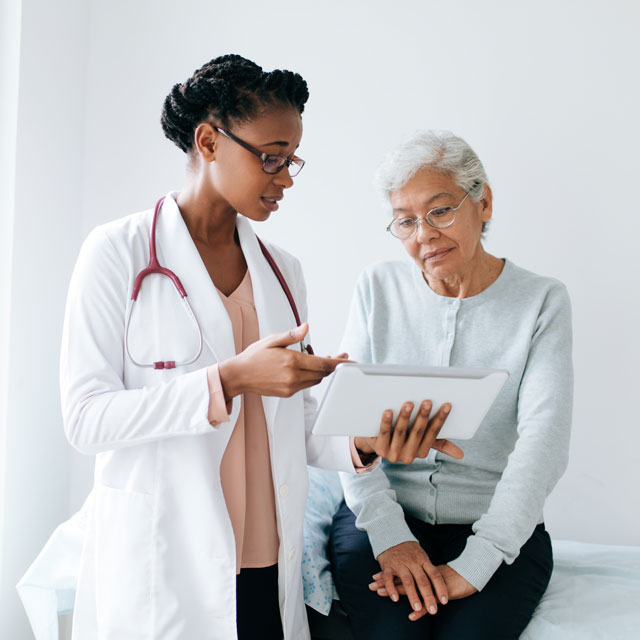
left=330, top=502, right=553, bottom=640
left=236, top=564, right=283, bottom=640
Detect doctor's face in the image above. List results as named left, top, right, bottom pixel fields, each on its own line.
left=208, top=107, right=303, bottom=222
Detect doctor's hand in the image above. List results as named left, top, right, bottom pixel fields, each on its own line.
left=218, top=323, right=346, bottom=400
left=353, top=401, right=464, bottom=464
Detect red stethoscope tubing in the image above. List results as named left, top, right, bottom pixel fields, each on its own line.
left=124, top=197, right=313, bottom=370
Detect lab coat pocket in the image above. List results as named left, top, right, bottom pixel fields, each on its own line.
left=94, top=484, right=154, bottom=639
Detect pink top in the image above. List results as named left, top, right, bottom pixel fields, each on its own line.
left=210, top=271, right=279, bottom=572
left=206, top=270, right=374, bottom=573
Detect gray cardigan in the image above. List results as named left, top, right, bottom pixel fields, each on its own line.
left=339, top=258, right=573, bottom=590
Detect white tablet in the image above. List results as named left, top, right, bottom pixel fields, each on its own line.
left=312, top=363, right=509, bottom=439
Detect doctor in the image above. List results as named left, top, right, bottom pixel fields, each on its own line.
left=59, top=54, right=460, bottom=640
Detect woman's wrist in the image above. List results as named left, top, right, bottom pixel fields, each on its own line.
left=358, top=451, right=379, bottom=466
left=354, top=437, right=378, bottom=465
left=217, top=357, right=244, bottom=401
left=354, top=437, right=374, bottom=455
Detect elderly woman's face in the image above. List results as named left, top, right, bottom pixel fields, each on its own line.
left=389, top=170, right=492, bottom=281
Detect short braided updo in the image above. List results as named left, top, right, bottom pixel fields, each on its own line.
left=161, top=54, right=309, bottom=153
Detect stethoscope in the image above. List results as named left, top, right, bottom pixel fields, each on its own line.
left=124, top=197, right=314, bottom=370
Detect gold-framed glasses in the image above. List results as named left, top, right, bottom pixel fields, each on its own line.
left=386, top=191, right=471, bottom=239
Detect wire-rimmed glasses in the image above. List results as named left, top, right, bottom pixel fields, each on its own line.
left=386, top=192, right=471, bottom=239
left=213, top=126, right=305, bottom=177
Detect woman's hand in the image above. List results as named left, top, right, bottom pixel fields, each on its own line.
left=354, top=401, right=464, bottom=463
left=218, top=324, right=345, bottom=399
left=435, top=565, right=477, bottom=600
left=369, top=562, right=478, bottom=619
left=372, top=542, right=448, bottom=620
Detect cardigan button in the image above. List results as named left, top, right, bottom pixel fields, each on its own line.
left=279, top=484, right=289, bottom=498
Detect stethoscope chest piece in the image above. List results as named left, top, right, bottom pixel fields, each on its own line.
left=124, top=197, right=203, bottom=370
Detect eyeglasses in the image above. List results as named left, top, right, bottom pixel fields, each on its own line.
left=213, top=126, right=305, bottom=177
left=386, top=192, right=471, bottom=239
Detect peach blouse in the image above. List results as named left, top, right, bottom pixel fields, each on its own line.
left=210, top=271, right=279, bottom=572
left=206, top=270, right=373, bottom=573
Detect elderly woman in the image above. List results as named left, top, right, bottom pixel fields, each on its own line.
left=329, top=131, right=573, bottom=640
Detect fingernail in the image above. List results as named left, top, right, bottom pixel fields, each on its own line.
left=413, top=602, right=422, bottom=611
left=429, top=605, right=437, bottom=614
left=384, top=410, right=392, bottom=419
left=391, top=594, right=399, bottom=602
left=443, top=404, right=451, bottom=414
left=441, top=596, right=448, bottom=604
left=369, top=582, right=377, bottom=588
left=405, top=405, right=412, bottom=414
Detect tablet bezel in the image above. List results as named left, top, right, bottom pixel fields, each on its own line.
left=312, top=363, right=509, bottom=440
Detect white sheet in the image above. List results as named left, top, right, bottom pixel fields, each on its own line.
left=18, top=478, right=640, bottom=640
left=17, top=501, right=88, bottom=640
left=521, top=539, right=640, bottom=639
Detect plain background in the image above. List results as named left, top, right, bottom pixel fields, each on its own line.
left=2, top=0, right=639, bottom=636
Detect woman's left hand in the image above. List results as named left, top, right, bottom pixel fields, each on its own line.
left=369, top=564, right=477, bottom=616
left=435, top=565, right=477, bottom=600
left=354, top=400, right=464, bottom=464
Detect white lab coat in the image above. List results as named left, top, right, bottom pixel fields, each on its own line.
left=60, top=192, right=355, bottom=639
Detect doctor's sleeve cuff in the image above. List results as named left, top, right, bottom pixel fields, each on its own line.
left=349, top=438, right=381, bottom=474
left=446, top=535, right=505, bottom=592
left=207, top=365, right=232, bottom=427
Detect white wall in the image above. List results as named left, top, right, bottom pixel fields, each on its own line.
left=0, top=0, right=90, bottom=637
left=0, top=0, right=22, bottom=621
left=2, top=0, right=639, bottom=636
left=0, top=0, right=20, bottom=575
left=75, top=0, right=640, bottom=544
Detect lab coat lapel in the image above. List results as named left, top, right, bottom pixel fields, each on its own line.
left=155, top=193, right=236, bottom=365
left=236, top=215, right=296, bottom=429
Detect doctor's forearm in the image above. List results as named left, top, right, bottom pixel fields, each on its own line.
left=62, top=368, right=218, bottom=453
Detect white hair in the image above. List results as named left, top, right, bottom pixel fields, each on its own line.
left=374, top=130, right=490, bottom=232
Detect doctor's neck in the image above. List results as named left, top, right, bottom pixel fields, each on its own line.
left=176, top=178, right=238, bottom=248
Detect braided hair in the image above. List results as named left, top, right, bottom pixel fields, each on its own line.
left=161, top=54, right=309, bottom=153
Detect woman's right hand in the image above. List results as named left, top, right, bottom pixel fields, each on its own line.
left=372, top=541, right=448, bottom=621
left=354, top=401, right=464, bottom=463
left=218, top=323, right=344, bottom=399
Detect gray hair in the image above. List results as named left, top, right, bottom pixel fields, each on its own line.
left=374, top=130, right=490, bottom=232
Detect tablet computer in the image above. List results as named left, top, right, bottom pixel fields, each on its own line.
left=311, top=363, right=509, bottom=439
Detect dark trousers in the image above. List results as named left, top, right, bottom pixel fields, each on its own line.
left=330, top=502, right=553, bottom=640
left=236, top=564, right=283, bottom=640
